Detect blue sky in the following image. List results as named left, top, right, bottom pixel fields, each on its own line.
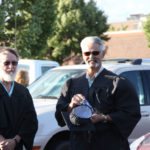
left=94, top=0, right=150, bottom=23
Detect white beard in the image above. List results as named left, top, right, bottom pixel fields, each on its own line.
left=0, top=69, right=16, bottom=82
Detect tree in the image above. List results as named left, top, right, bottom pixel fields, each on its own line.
left=0, top=0, right=55, bottom=58
left=16, top=0, right=56, bottom=59
left=82, top=0, right=109, bottom=40
left=121, top=25, right=128, bottom=31
left=0, top=0, right=14, bottom=46
left=47, top=0, right=109, bottom=63
left=108, top=26, right=115, bottom=32
left=0, top=0, right=109, bottom=63
left=143, top=14, right=150, bottom=48
left=0, top=0, right=32, bottom=48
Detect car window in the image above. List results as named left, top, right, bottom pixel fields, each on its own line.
left=28, top=69, right=85, bottom=99
left=41, top=66, right=56, bottom=74
left=17, top=64, right=30, bottom=71
left=141, top=70, right=150, bottom=104
left=120, top=71, right=144, bottom=105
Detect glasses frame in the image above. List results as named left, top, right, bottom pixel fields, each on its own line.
left=83, top=51, right=100, bottom=56
left=3, top=61, right=18, bottom=66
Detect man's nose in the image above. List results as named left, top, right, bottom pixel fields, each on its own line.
left=8, top=63, right=14, bottom=68
left=89, top=53, right=94, bottom=57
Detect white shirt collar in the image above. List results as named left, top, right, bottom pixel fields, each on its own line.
left=86, top=66, right=104, bottom=87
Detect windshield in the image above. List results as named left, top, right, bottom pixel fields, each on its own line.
left=28, top=69, right=85, bottom=99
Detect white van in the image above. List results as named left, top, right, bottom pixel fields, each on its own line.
left=17, top=59, right=59, bottom=84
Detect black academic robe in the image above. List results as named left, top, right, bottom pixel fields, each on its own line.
left=0, top=82, right=38, bottom=150
left=55, top=68, right=141, bottom=150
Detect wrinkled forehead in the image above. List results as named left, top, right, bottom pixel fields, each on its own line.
left=0, top=51, right=18, bottom=62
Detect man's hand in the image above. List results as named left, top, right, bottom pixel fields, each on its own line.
left=0, top=139, right=16, bottom=150
left=90, top=113, right=112, bottom=124
left=90, top=113, right=104, bottom=123
left=68, top=94, right=85, bottom=111
left=0, top=135, right=5, bottom=150
left=0, top=135, right=5, bottom=142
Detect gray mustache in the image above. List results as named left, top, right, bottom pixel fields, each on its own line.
left=6, top=68, right=15, bottom=72
left=88, top=58, right=98, bottom=63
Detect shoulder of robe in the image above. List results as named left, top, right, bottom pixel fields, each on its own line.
left=13, top=81, right=29, bottom=95
left=64, top=72, right=86, bottom=86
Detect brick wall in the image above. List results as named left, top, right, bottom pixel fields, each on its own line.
left=62, top=30, right=150, bottom=65
left=104, top=30, right=150, bottom=59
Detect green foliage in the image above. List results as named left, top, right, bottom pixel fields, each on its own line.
left=108, top=24, right=128, bottom=32
left=16, top=0, right=56, bottom=59
left=0, top=0, right=109, bottom=63
left=121, top=25, right=128, bottom=31
left=0, top=0, right=15, bottom=45
left=108, top=26, right=115, bottom=32
left=0, top=0, right=55, bottom=59
left=0, top=3, right=6, bottom=43
left=47, top=0, right=109, bottom=63
left=143, top=15, right=150, bottom=48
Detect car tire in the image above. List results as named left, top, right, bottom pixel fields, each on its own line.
left=45, top=140, right=69, bottom=150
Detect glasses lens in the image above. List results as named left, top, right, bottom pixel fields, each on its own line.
left=12, top=61, right=18, bottom=66
left=83, top=51, right=100, bottom=56
left=4, top=61, right=18, bottom=66
left=83, top=52, right=90, bottom=56
left=92, top=51, right=100, bottom=56
left=4, top=61, right=10, bottom=66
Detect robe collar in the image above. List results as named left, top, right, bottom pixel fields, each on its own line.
left=0, top=81, right=15, bottom=97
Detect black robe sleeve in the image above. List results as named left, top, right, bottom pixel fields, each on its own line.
left=55, top=78, right=72, bottom=126
left=109, top=77, right=141, bottom=138
left=17, top=88, right=38, bottom=150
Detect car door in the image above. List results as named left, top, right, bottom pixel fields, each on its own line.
left=120, top=70, right=150, bottom=143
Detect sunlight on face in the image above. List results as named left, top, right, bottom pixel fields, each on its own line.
left=82, top=43, right=103, bottom=69
left=0, top=52, right=18, bottom=82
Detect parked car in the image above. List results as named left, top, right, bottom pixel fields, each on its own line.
left=18, top=59, right=59, bottom=84
left=130, top=132, right=150, bottom=150
left=28, top=59, right=150, bottom=150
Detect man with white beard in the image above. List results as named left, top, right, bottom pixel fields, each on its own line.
left=0, top=47, right=38, bottom=150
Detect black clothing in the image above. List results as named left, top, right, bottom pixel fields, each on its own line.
left=0, top=82, right=38, bottom=150
left=55, top=68, right=141, bottom=150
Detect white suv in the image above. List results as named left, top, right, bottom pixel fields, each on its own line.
left=28, top=59, right=150, bottom=150
left=18, top=59, right=59, bottom=84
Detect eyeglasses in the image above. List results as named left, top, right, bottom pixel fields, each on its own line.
left=83, top=51, right=100, bottom=56
left=3, top=61, right=18, bottom=66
